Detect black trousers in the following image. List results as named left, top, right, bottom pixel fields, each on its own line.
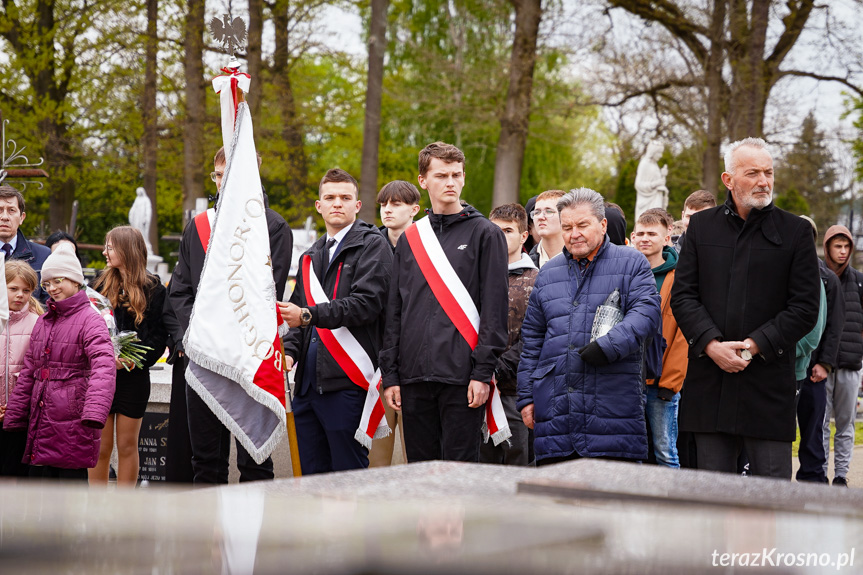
left=186, top=383, right=274, bottom=484
left=694, top=432, right=791, bottom=479
left=28, top=465, right=88, bottom=481
left=165, top=358, right=194, bottom=483
left=293, top=387, right=368, bottom=475
left=400, top=381, right=485, bottom=463
left=0, top=421, right=29, bottom=477
left=796, top=375, right=828, bottom=484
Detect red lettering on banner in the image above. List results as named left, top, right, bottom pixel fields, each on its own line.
left=253, top=327, right=286, bottom=408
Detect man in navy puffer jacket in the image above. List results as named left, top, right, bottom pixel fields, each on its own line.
left=517, top=188, right=661, bottom=465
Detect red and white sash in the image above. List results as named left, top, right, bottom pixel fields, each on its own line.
left=301, top=255, right=390, bottom=449
left=404, top=216, right=511, bottom=446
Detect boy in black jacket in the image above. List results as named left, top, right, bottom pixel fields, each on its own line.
left=280, top=169, right=392, bottom=474
left=168, top=148, right=292, bottom=484
left=380, top=142, right=508, bottom=462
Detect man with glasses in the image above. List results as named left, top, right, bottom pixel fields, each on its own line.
left=528, top=190, right=566, bottom=269
left=166, top=147, right=292, bottom=484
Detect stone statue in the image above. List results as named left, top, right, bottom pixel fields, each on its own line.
left=634, top=140, right=669, bottom=219
left=129, top=187, right=154, bottom=256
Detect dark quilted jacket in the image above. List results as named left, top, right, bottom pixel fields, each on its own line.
left=517, top=238, right=661, bottom=462
left=4, top=289, right=116, bottom=469
left=835, top=265, right=863, bottom=370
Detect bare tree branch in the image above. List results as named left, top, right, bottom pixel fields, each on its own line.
left=777, top=69, right=863, bottom=97
left=765, top=0, right=816, bottom=74
left=607, top=0, right=709, bottom=63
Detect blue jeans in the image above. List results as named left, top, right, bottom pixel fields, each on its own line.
left=645, top=386, right=680, bottom=468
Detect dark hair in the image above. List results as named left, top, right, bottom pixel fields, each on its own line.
left=683, top=190, right=716, bottom=211
left=319, top=168, right=359, bottom=198
left=0, top=185, right=25, bottom=212
left=604, top=201, right=625, bottom=218
left=377, top=180, right=421, bottom=205
left=46, top=231, right=81, bottom=262
left=214, top=147, right=262, bottom=168
left=418, top=142, right=465, bottom=177
left=489, top=203, right=528, bottom=234
left=639, top=208, right=674, bottom=229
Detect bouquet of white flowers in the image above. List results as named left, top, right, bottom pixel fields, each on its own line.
left=86, top=287, right=153, bottom=371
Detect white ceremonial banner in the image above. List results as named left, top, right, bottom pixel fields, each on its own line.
left=184, top=102, right=287, bottom=464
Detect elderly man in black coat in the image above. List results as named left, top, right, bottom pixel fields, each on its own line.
left=670, top=137, right=821, bottom=479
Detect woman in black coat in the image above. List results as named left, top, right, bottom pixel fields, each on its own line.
left=90, top=226, right=168, bottom=485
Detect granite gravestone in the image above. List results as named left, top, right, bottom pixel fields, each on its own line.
left=137, top=411, right=169, bottom=482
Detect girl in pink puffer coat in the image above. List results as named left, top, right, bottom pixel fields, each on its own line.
left=4, top=244, right=116, bottom=480
left=0, top=261, right=44, bottom=477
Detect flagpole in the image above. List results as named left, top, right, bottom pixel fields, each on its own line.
left=286, top=406, right=302, bottom=477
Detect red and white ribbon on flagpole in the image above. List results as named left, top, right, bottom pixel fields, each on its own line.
left=301, top=255, right=391, bottom=449
left=404, top=217, right=512, bottom=446
left=212, top=67, right=251, bottom=158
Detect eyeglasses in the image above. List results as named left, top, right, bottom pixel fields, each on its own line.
left=104, top=245, right=114, bottom=252
left=40, top=277, right=68, bottom=290
left=210, top=171, right=224, bottom=183
left=531, top=208, right=558, bottom=218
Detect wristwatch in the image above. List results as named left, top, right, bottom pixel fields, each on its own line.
left=300, top=307, right=312, bottom=327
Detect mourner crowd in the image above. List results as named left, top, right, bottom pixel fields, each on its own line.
left=0, top=136, right=858, bottom=488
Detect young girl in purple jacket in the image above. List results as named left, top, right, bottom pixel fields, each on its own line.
left=4, top=243, right=116, bottom=480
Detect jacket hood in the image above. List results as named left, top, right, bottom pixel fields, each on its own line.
left=605, top=208, right=627, bottom=246
left=824, top=224, right=854, bottom=277
left=342, top=218, right=381, bottom=244
left=652, top=245, right=678, bottom=276
left=426, top=203, right=484, bottom=224
left=509, top=252, right=537, bottom=271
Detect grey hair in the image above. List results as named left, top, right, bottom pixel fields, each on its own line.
left=557, top=188, right=605, bottom=221
left=724, top=137, right=771, bottom=174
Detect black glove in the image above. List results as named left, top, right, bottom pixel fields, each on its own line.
left=656, top=386, right=675, bottom=402
left=578, top=341, right=609, bottom=366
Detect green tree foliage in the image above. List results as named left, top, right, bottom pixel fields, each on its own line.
left=774, top=187, right=810, bottom=215
left=1, top=0, right=616, bottom=266
left=378, top=0, right=610, bottom=216
left=775, top=112, right=841, bottom=231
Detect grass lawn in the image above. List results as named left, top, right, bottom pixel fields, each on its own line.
left=792, top=421, right=863, bottom=457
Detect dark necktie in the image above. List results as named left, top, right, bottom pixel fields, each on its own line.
left=2, top=244, right=12, bottom=260
left=324, top=238, right=337, bottom=269
left=578, top=258, right=590, bottom=273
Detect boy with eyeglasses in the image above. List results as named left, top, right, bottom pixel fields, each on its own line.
left=166, top=147, right=293, bottom=484
left=528, top=190, right=566, bottom=268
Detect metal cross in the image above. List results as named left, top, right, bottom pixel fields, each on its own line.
left=0, top=110, right=49, bottom=190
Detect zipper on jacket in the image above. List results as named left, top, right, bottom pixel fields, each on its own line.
left=3, top=325, right=9, bottom=406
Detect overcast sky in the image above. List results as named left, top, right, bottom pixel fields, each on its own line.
left=220, top=1, right=861, bottom=189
